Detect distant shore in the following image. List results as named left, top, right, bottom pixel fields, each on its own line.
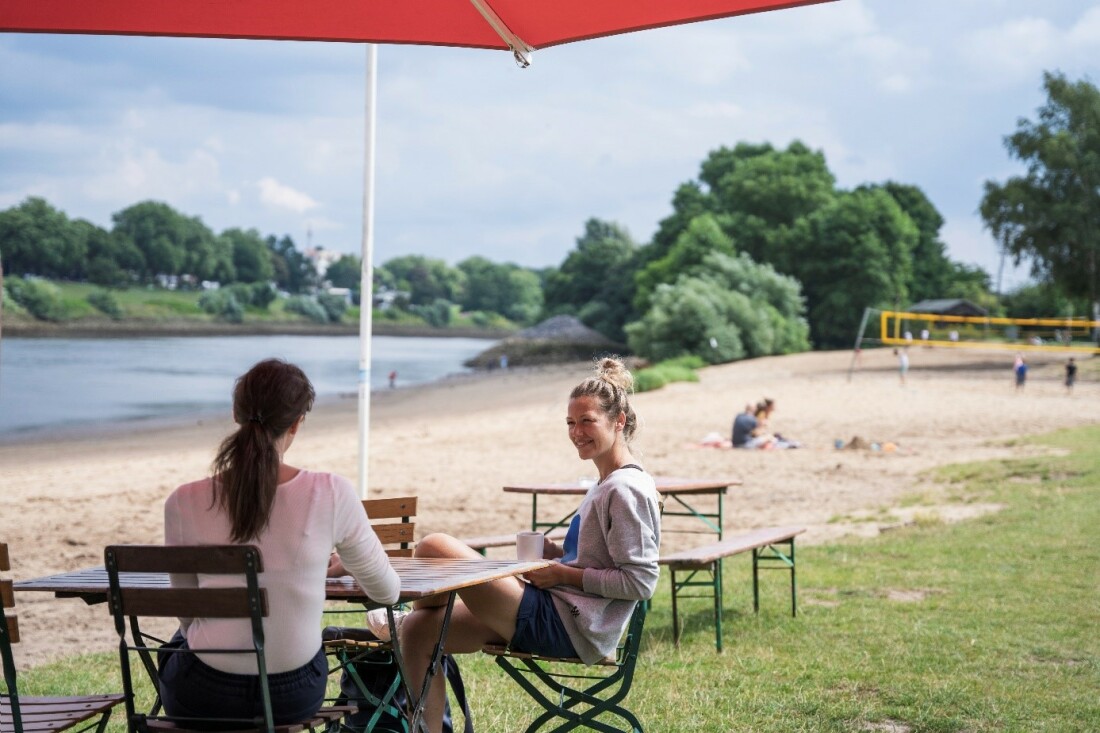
left=2, top=316, right=513, bottom=340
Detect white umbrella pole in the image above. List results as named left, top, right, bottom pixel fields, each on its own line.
left=357, top=43, right=378, bottom=499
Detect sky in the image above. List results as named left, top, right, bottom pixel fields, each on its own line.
left=2, top=0, right=1099, bottom=293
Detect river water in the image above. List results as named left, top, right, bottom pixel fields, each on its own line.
left=0, top=335, right=495, bottom=440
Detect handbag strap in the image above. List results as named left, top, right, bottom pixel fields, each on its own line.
left=443, top=655, right=475, bottom=733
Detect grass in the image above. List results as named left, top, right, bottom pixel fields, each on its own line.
left=10, top=427, right=1100, bottom=732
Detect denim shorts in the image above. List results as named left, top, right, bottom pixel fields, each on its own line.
left=509, top=584, right=578, bottom=658
left=158, top=631, right=327, bottom=727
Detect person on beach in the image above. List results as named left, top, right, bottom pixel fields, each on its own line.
left=384, top=357, right=661, bottom=732
left=160, top=359, right=400, bottom=724
left=895, top=348, right=909, bottom=386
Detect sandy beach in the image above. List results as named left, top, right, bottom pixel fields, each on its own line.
left=2, top=347, right=1097, bottom=669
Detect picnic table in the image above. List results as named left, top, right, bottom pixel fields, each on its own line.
left=16, top=555, right=548, bottom=732
left=503, top=475, right=741, bottom=541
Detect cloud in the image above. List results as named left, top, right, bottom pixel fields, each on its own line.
left=258, top=177, right=318, bottom=213
left=962, top=6, right=1100, bottom=84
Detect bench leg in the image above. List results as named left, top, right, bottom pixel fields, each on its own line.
left=713, top=559, right=723, bottom=654
left=670, top=568, right=681, bottom=648
left=752, top=539, right=797, bottom=617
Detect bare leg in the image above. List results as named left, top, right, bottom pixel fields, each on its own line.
left=400, top=533, right=527, bottom=732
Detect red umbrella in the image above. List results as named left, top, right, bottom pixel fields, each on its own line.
left=3, top=1, right=829, bottom=64
left=2, top=0, right=834, bottom=494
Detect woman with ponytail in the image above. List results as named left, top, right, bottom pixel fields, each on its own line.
left=392, top=357, right=661, bottom=732
left=160, top=358, right=400, bottom=724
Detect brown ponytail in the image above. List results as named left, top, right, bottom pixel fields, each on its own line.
left=212, top=359, right=315, bottom=542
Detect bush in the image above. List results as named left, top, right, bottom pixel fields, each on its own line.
left=633, top=370, right=668, bottom=393
left=5, top=276, right=69, bottom=322
left=410, top=298, right=453, bottom=328
left=197, top=290, right=244, bottom=323
left=86, top=290, right=124, bottom=320
left=223, top=282, right=276, bottom=311
left=633, top=360, right=701, bottom=393
left=317, top=292, right=349, bottom=323
left=285, top=295, right=329, bottom=324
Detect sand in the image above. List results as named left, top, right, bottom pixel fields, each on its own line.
left=2, top=347, right=1097, bottom=669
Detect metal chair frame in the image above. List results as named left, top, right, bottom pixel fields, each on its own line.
left=484, top=602, right=647, bottom=733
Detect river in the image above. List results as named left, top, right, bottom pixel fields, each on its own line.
left=0, top=335, right=495, bottom=440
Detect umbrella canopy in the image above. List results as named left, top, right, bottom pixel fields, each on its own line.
left=3, top=1, right=829, bottom=49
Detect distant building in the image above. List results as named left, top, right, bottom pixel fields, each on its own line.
left=303, top=246, right=343, bottom=279
left=326, top=287, right=354, bottom=305
left=372, top=288, right=408, bottom=311
left=906, top=299, right=988, bottom=318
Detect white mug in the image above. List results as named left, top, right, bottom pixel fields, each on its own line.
left=516, top=531, right=544, bottom=561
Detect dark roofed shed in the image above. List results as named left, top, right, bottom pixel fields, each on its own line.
left=907, top=299, right=988, bottom=317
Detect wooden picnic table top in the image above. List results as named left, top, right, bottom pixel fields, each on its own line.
left=15, top=556, right=550, bottom=605
left=503, top=476, right=741, bottom=496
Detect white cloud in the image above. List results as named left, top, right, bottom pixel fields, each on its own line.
left=257, top=177, right=318, bottom=213
left=1068, top=6, right=1100, bottom=47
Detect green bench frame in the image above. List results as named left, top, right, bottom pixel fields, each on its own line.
left=658, top=526, right=805, bottom=652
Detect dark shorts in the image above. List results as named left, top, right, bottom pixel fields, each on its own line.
left=509, top=584, right=578, bottom=658
left=158, top=631, right=327, bottom=727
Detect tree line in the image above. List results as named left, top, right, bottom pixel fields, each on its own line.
left=3, top=70, right=1096, bottom=359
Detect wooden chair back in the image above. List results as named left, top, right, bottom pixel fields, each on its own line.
left=104, top=544, right=277, bottom=733
left=3, top=541, right=125, bottom=733
left=362, top=496, right=417, bottom=557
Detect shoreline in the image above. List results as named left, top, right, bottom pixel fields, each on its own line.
left=2, top=317, right=514, bottom=340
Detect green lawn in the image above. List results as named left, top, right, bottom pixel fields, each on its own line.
left=11, top=427, right=1100, bottom=732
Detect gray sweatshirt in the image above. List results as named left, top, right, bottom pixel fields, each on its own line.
left=548, top=466, right=661, bottom=664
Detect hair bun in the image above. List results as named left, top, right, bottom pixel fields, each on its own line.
left=595, top=356, right=633, bottom=392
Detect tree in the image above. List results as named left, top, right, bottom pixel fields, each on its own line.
left=457, top=256, right=543, bottom=325
left=266, top=235, right=317, bottom=294
left=633, top=213, right=734, bottom=313
left=0, top=197, right=85, bottom=279
left=112, top=201, right=217, bottom=283
left=542, top=218, right=637, bottom=339
left=221, top=228, right=274, bottom=283
left=382, top=255, right=465, bottom=306
left=876, top=182, right=956, bottom=302
left=325, top=254, right=363, bottom=289
left=789, top=187, right=917, bottom=347
left=625, top=251, right=809, bottom=363
left=980, top=71, right=1100, bottom=320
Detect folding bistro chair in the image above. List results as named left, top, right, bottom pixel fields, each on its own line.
left=322, top=497, right=417, bottom=733
left=482, top=601, right=647, bottom=733
left=1, top=541, right=125, bottom=733
left=104, top=544, right=350, bottom=733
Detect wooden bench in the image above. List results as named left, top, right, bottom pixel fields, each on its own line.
left=659, top=526, right=806, bottom=652
left=460, top=527, right=568, bottom=556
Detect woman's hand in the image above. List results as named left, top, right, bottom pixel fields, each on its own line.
left=523, top=562, right=584, bottom=589
left=327, top=552, right=346, bottom=578
left=543, top=539, right=565, bottom=560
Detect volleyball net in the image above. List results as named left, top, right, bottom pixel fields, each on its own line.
left=877, top=310, right=1100, bottom=355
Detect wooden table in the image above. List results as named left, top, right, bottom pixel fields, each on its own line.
left=16, top=556, right=548, bottom=732
left=503, top=476, right=741, bottom=541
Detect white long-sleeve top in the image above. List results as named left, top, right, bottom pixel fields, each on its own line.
left=164, top=469, right=400, bottom=674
